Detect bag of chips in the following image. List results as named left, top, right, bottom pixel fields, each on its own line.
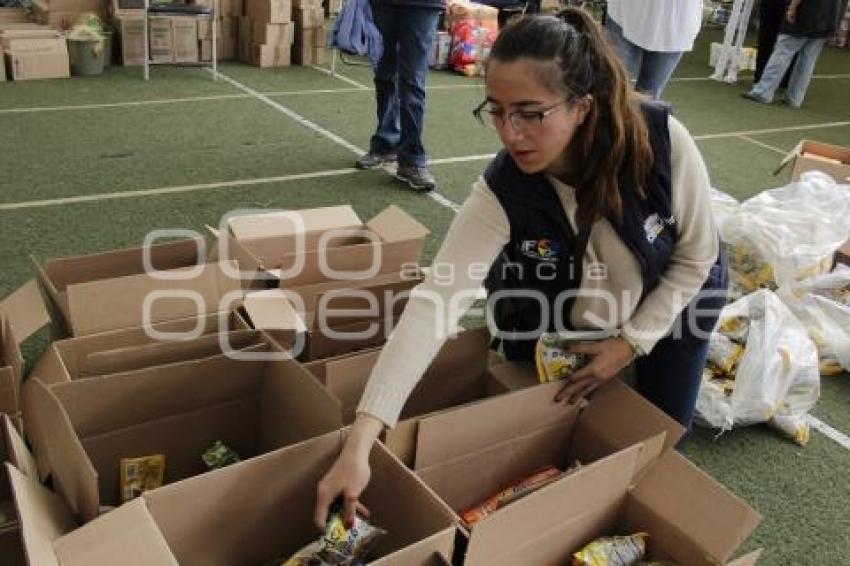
left=282, top=509, right=387, bottom=566
left=534, top=331, right=610, bottom=383
left=461, top=465, right=567, bottom=527
left=572, top=532, right=648, bottom=565
left=202, top=441, right=241, bottom=470
left=119, top=454, right=165, bottom=502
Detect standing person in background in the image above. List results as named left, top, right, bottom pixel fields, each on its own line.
left=755, top=0, right=795, bottom=87
left=744, top=0, right=843, bottom=108
left=354, top=0, right=444, bottom=192
left=604, top=0, right=704, bottom=99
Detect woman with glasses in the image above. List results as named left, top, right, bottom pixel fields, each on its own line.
left=315, top=9, right=727, bottom=529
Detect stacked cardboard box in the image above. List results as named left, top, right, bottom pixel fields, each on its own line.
left=242, top=0, right=292, bottom=66
left=192, top=0, right=239, bottom=60
left=31, top=0, right=105, bottom=30
left=0, top=27, right=70, bottom=80
left=292, top=0, right=324, bottom=65
left=322, top=0, right=340, bottom=17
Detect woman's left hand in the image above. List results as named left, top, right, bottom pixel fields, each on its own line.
left=554, top=337, right=636, bottom=404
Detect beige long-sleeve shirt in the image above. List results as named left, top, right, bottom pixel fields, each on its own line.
left=358, top=116, right=719, bottom=428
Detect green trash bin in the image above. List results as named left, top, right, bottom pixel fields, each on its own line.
left=67, top=37, right=106, bottom=76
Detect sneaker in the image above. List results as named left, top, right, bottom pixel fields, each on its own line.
left=355, top=152, right=397, bottom=170
left=394, top=164, right=437, bottom=192
left=741, top=91, right=771, bottom=104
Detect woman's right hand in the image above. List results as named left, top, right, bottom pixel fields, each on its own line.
left=314, top=414, right=384, bottom=529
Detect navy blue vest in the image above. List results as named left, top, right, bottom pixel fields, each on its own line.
left=484, top=102, right=680, bottom=360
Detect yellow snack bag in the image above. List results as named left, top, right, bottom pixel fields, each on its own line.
left=572, top=532, right=648, bottom=566
left=120, top=454, right=165, bottom=502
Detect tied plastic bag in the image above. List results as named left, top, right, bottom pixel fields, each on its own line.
left=777, top=266, right=850, bottom=374
left=711, top=174, right=850, bottom=296
left=449, top=20, right=496, bottom=77
left=695, top=290, right=820, bottom=445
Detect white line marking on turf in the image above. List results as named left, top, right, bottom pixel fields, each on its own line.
left=737, top=135, right=788, bottom=155
left=213, top=69, right=366, bottom=155
left=431, top=153, right=495, bottom=165
left=0, top=94, right=250, bottom=114
left=212, top=69, right=464, bottom=213
left=310, top=65, right=369, bottom=90
left=670, top=73, right=850, bottom=82
left=0, top=169, right=360, bottom=211
left=694, top=121, right=850, bottom=140
left=807, top=415, right=850, bottom=450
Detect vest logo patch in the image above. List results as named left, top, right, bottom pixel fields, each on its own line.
left=644, top=213, right=676, bottom=244
left=520, top=238, right=561, bottom=261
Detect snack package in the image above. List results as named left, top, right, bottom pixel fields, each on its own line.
left=119, top=454, right=165, bottom=502
left=461, top=465, right=564, bottom=526
left=283, top=511, right=387, bottom=565
left=535, top=331, right=609, bottom=383
left=572, top=532, right=648, bottom=566
left=707, top=333, right=745, bottom=375
left=202, top=441, right=241, bottom=470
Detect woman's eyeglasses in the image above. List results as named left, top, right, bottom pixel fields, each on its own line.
left=473, top=99, right=569, bottom=132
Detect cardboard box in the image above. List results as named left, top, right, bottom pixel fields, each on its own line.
left=217, top=35, right=236, bottom=60
left=0, top=280, right=50, bottom=422
left=774, top=139, right=850, bottom=183
left=0, top=8, right=31, bottom=23
left=323, top=0, right=341, bottom=15
left=303, top=327, right=511, bottom=465
left=33, top=239, right=243, bottom=337
left=245, top=0, right=291, bottom=23
left=0, top=48, right=5, bottom=81
left=148, top=15, right=174, bottom=63
left=171, top=15, right=199, bottom=63
left=3, top=36, right=69, bottom=80
left=293, top=0, right=321, bottom=7
left=118, top=15, right=145, bottom=66
left=252, top=20, right=293, bottom=45
left=52, top=432, right=457, bottom=565
left=227, top=204, right=361, bottom=240
left=28, top=343, right=342, bottom=522
left=293, top=5, right=323, bottom=28
left=411, top=380, right=703, bottom=565
left=238, top=14, right=252, bottom=61
left=709, top=42, right=757, bottom=71
left=199, top=38, right=212, bottom=61
left=221, top=205, right=429, bottom=289
left=240, top=268, right=420, bottom=360
left=22, top=310, right=251, bottom=480
left=252, top=42, right=290, bottom=66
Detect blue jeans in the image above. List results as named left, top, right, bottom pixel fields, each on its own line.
left=370, top=6, right=440, bottom=168
left=635, top=251, right=729, bottom=431
left=750, top=34, right=826, bottom=108
left=604, top=17, right=683, bottom=100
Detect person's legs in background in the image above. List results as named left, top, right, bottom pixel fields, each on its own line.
left=604, top=16, right=642, bottom=81
left=635, top=50, right=684, bottom=99
left=756, top=0, right=795, bottom=86
left=745, top=33, right=806, bottom=103
left=360, top=5, right=401, bottom=169
left=393, top=7, right=440, bottom=191
left=784, top=37, right=826, bottom=108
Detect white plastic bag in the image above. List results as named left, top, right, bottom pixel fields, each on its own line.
left=696, top=290, right=820, bottom=445
left=778, top=266, right=850, bottom=374
left=712, top=173, right=850, bottom=296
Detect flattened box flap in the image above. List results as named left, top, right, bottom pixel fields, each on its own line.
left=242, top=289, right=306, bottom=333
left=2, top=413, right=37, bottom=480
left=0, top=279, right=50, bottom=345
left=366, top=205, right=430, bottom=243
left=462, top=444, right=642, bottom=566
left=8, top=463, right=77, bottom=566
left=53, top=498, right=177, bottom=566
left=228, top=205, right=362, bottom=240
left=630, top=450, right=762, bottom=564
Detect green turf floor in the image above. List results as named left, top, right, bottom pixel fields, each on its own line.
left=1, top=16, right=850, bottom=566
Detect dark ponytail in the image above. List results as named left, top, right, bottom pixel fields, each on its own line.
left=488, top=9, right=653, bottom=230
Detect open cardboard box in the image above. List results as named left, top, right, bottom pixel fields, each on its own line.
left=51, top=431, right=457, bottom=566
left=241, top=268, right=422, bottom=361
left=0, top=280, right=51, bottom=426
left=303, top=327, right=509, bottom=466
left=1, top=413, right=80, bottom=566
left=21, top=310, right=252, bottom=481
left=411, top=380, right=692, bottom=564
left=33, top=238, right=242, bottom=337
left=774, top=139, right=850, bottom=183
left=26, top=343, right=342, bottom=523
left=218, top=205, right=429, bottom=289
